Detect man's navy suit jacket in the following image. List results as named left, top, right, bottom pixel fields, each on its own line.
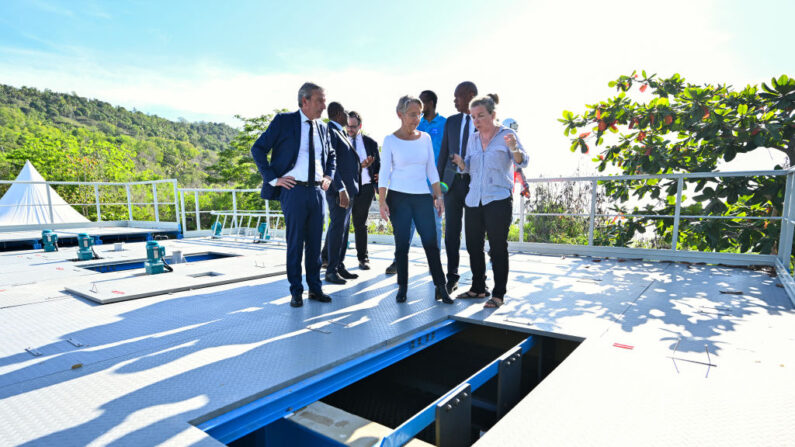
left=327, top=124, right=360, bottom=197
left=250, top=110, right=336, bottom=200
left=359, top=134, right=380, bottom=186
left=437, top=113, right=465, bottom=190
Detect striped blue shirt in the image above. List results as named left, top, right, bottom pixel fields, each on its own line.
left=463, top=126, right=528, bottom=207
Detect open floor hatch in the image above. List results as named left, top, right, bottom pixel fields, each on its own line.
left=195, top=320, right=580, bottom=446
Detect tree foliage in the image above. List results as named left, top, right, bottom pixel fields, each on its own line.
left=559, top=72, right=795, bottom=254
left=0, top=83, right=238, bottom=187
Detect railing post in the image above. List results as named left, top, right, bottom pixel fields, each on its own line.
left=125, top=184, right=133, bottom=221
left=152, top=183, right=159, bottom=222
left=671, top=177, right=684, bottom=251
left=180, top=190, right=187, bottom=234
left=94, top=184, right=101, bottom=222
left=519, top=195, right=525, bottom=242
left=232, top=190, right=238, bottom=232
left=45, top=182, right=54, bottom=224
left=172, top=180, right=180, bottom=225
left=195, top=191, right=201, bottom=231
left=778, top=173, right=795, bottom=270
left=588, top=179, right=597, bottom=246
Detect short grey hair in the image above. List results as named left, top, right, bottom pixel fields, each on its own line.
left=396, top=95, right=422, bottom=114
left=470, top=95, right=497, bottom=115
left=297, top=82, right=323, bottom=108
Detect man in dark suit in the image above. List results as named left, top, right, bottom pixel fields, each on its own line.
left=251, top=82, right=336, bottom=307
left=322, top=102, right=361, bottom=284
left=346, top=110, right=379, bottom=270
left=437, top=81, right=478, bottom=294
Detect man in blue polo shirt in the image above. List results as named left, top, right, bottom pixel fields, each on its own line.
left=385, top=90, right=446, bottom=275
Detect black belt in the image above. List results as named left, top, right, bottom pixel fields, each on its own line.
left=293, top=180, right=318, bottom=187
left=455, top=173, right=470, bottom=180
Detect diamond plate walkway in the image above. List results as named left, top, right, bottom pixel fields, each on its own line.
left=0, top=239, right=793, bottom=446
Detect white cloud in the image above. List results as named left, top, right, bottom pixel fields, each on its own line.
left=0, top=0, right=786, bottom=177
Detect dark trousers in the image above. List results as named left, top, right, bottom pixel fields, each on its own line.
left=465, top=197, right=512, bottom=298
left=443, top=174, right=469, bottom=282
left=352, top=183, right=376, bottom=262
left=323, top=190, right=353, bottom=274
left=386, top=191, right=445, bottom=287
left=280, top=184, right=325, bottom=297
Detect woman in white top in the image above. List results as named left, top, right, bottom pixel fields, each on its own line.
left=378, top=95, right=453, bottom=304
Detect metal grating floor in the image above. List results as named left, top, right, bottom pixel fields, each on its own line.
left=0, top=237, right=793, bottom=446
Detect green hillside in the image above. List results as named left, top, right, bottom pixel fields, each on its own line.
left=0, top=84, right=238, bottom=187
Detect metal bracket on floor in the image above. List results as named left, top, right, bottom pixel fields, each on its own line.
left=436, top=383, right=471, bottom=447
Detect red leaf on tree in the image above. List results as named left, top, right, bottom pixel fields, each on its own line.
left=596, top=109, right=602, bottom=119
left=579, top=131, right=591, bottom=138
left=598, top=120, right=607, bottom=131
left=640, top=84, right=648, bottom=93
left=702, top=107, right=710, bottom=120
left=644, top=146, right=652, bottom=156
left=650, top=114, right=655, bottom=125
left=598, top=155, right=604, bottom=160
left=664, top=115, right=673, bottom=125
left=751, top=127, right=761, bottom=135
left=610, top=123, right=618, bottom=131
left=636, top=131, right=646, bottom=142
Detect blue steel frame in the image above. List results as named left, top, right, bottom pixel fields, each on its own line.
left=197, top=319, right=466, bottom=444
left=379, top=335, right=536, bottom=447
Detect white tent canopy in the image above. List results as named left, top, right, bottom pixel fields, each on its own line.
left=0, top=161, right=90, bottom=225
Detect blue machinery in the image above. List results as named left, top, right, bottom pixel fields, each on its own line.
left=76, top=233, right=95, bottom=261
left=198, top=320, right=535, bottom=446
left=144, top=240, right=173, bottom=274
left=42, top=230, right=58, bottom=252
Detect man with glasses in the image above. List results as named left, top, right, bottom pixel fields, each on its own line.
left=346, top=111, right=379, bottom=270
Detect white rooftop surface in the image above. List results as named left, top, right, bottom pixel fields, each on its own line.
left=0, top=238, right=793, bottom=446
left=0, top=226, right=175, bottom=244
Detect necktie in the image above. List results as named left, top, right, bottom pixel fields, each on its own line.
left=307, top=120, right=316, bottom=185
left=353, top=136, right=363, bottom=189
left=461, top=115, right=471, bottom=158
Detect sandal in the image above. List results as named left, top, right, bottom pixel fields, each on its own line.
left=456, top=289, right=491, bottom=299
left=483, top=297, right=504, bottom=308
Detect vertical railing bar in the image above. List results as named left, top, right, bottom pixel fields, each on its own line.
left=777, top=173, right=793, bottom=267
left=152, top=183, right=159, bottom=222
left=94, top=184, right=101, bottom=222
left=519, top=195, right=525, bottom=243
left=45, top=182, right=54, bottom=224
left=180, top=190, right=187, bottom=234
left=125, top=184, right=133, bottom=221
left=172, top=180, right=179, bottom=226
left=232, top=191, right=238, bottom=233
left=671, top=177, right=684, bottom=252
left=588, top=179, right=597, bottom=246
left=194, top=191, right=201, bottom=231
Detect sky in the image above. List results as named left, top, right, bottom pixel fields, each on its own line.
left=1, top=0, right=793, bottom=177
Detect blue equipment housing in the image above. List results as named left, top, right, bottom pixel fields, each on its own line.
left=42, top=230, right=58, bottom=252
left=76, top=233, right=94, bottom=260
left=144, top=240, right=168, bottom=275
left=211, top=222, right=223, bottom=238
left=256, top=222, right=269, bottom=242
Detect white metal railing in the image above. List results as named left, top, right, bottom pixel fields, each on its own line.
left=0, top=179, right=180, bottom=226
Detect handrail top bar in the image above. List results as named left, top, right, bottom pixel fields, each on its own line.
left=0, top=179, right=178, bottom=186
left=179, top=188, right=260, bottom=193
left=525, top=169, right=787, bottom=183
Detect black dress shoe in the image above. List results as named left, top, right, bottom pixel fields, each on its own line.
left=290, top=295, right=304, bottom=307
left=338, top=267, right=359, bottom=279
left=445, top=279, right=459, bottom=294
left=396, top=285, right=407, bottom=303
left=435, top=285, right=454, bottom=304
left=325, top=272, right=347, bottom=284
left=358, top=260, right=371, bottom=270
left=385, top=262, right=397, bottom=275
left=308, top=291, right=332, bottom=303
